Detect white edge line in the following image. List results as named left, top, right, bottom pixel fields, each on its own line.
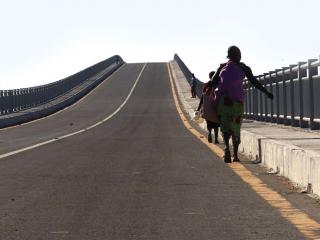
left=0, top=63, right=147, bottom=160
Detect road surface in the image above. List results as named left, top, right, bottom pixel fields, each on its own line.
left=0, top=63, right=312, bottom=239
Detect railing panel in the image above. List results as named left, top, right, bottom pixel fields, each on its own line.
left=174, top=54, right=320, bottom=130
left=0, top=55, right=123, bottom=116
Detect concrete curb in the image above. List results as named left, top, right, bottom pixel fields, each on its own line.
left=0, top=63, right=123, bottom=129
left=170, top=60, right=320, bottom=198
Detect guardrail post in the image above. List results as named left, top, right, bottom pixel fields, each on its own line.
left=288, top=65, right=298, bottom=126
left=314, top=55, right=320, bottom=125
left=253, top=82, right=258, bottom=120
left=0, top=90, right=3, bottom=115
left=26, top=88, right=29, bottom=108
left=248, top=83, right=252, bottom=119
left=282, top=67, right=289, bottom=125
left=29, top=88, right=33, bottom=108
left=275, top=69, right=282, bottom=124
left=260, top=75, right=265, bottom=121
left=12, top=89, right=17, bottom=112
left=31, top=88, right=36, bottom=107
left=25, top=88, right=30, bottom=108
left=3, top=90, right=7, bottom=114
left=243, top=81, right=246, bottom=116
left=246, top=80, right=250, bottom=118
left=19, top=89, right=23, bottom=110
left=263, top=73, right=269, bottom=121
left=15, top=89, right=19, bottom=111
left=37, top=87, right=41, bottom=105
left=307, top=59, right=319, bottom=129
left=297, top=62, right=308, bottom=128
left=269, top=71, right=275, bottom=122
left=21, top=89, right=26, bottom=109
left=257, top=75, right=263, bottom=121
left=16, top=89, right=20, bottom=111
left=6, top=90, right=10, bottom=114
left=42, top=86, right=46, bottom=104
left=244, top=80, right=250, bottom=118
left=28, top=88, right=32, bottom=108
left=260, top=75, right=264, bottom=120
left=8, top=90, right=13, bottom=113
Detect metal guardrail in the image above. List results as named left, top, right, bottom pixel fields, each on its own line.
left=175, top=53, right=320, bottom=130
left=244, top=56, right=320, bottom=130
left=0, top=55, right=123, bottom=115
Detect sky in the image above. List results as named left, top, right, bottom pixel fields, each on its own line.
left=0, top=0, right=319, bottom=89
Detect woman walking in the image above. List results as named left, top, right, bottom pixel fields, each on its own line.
left=191, top=73, right=198, bottom=98
left=211, top=46, right=273, bottom=163
left=196, top=71, right=220, bottom=144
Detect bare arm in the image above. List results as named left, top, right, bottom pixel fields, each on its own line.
left=197, top=95, right=204, bottom=111
left=239, top=63, right=274, bottom=99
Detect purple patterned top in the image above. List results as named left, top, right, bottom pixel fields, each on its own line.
left=215, top=61, right=246, bottom=103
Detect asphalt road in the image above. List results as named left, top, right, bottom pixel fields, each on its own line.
left=0, top=63, right=307, bottom=239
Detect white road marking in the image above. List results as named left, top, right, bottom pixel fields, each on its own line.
left=184, top=212, right=202, bottom=215
left=0, top=63, right=147, bottom=160
left=50, top=231, right=69, bottom=234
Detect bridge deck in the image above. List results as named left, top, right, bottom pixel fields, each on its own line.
left=0, top=63, right=319, bottom=239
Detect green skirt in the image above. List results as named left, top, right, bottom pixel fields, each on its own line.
left=217, top=96, right=244, bottom=142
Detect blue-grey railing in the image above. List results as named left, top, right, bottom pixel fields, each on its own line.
left=244, top=56, right=320, bottom=130
left=0, top=55, right=123, bottom=115
left=174, top=54, right=203, bottom=97
left=175, top=53, right=320, bottom=130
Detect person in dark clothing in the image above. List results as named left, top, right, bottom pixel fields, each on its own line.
left=210, top=46, right=273, bottom=163
left=196, top=71, right=220, bottom=144
left=210, top=47, right=273, bottom=99
left=191, top=73, right=197, bottom=98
